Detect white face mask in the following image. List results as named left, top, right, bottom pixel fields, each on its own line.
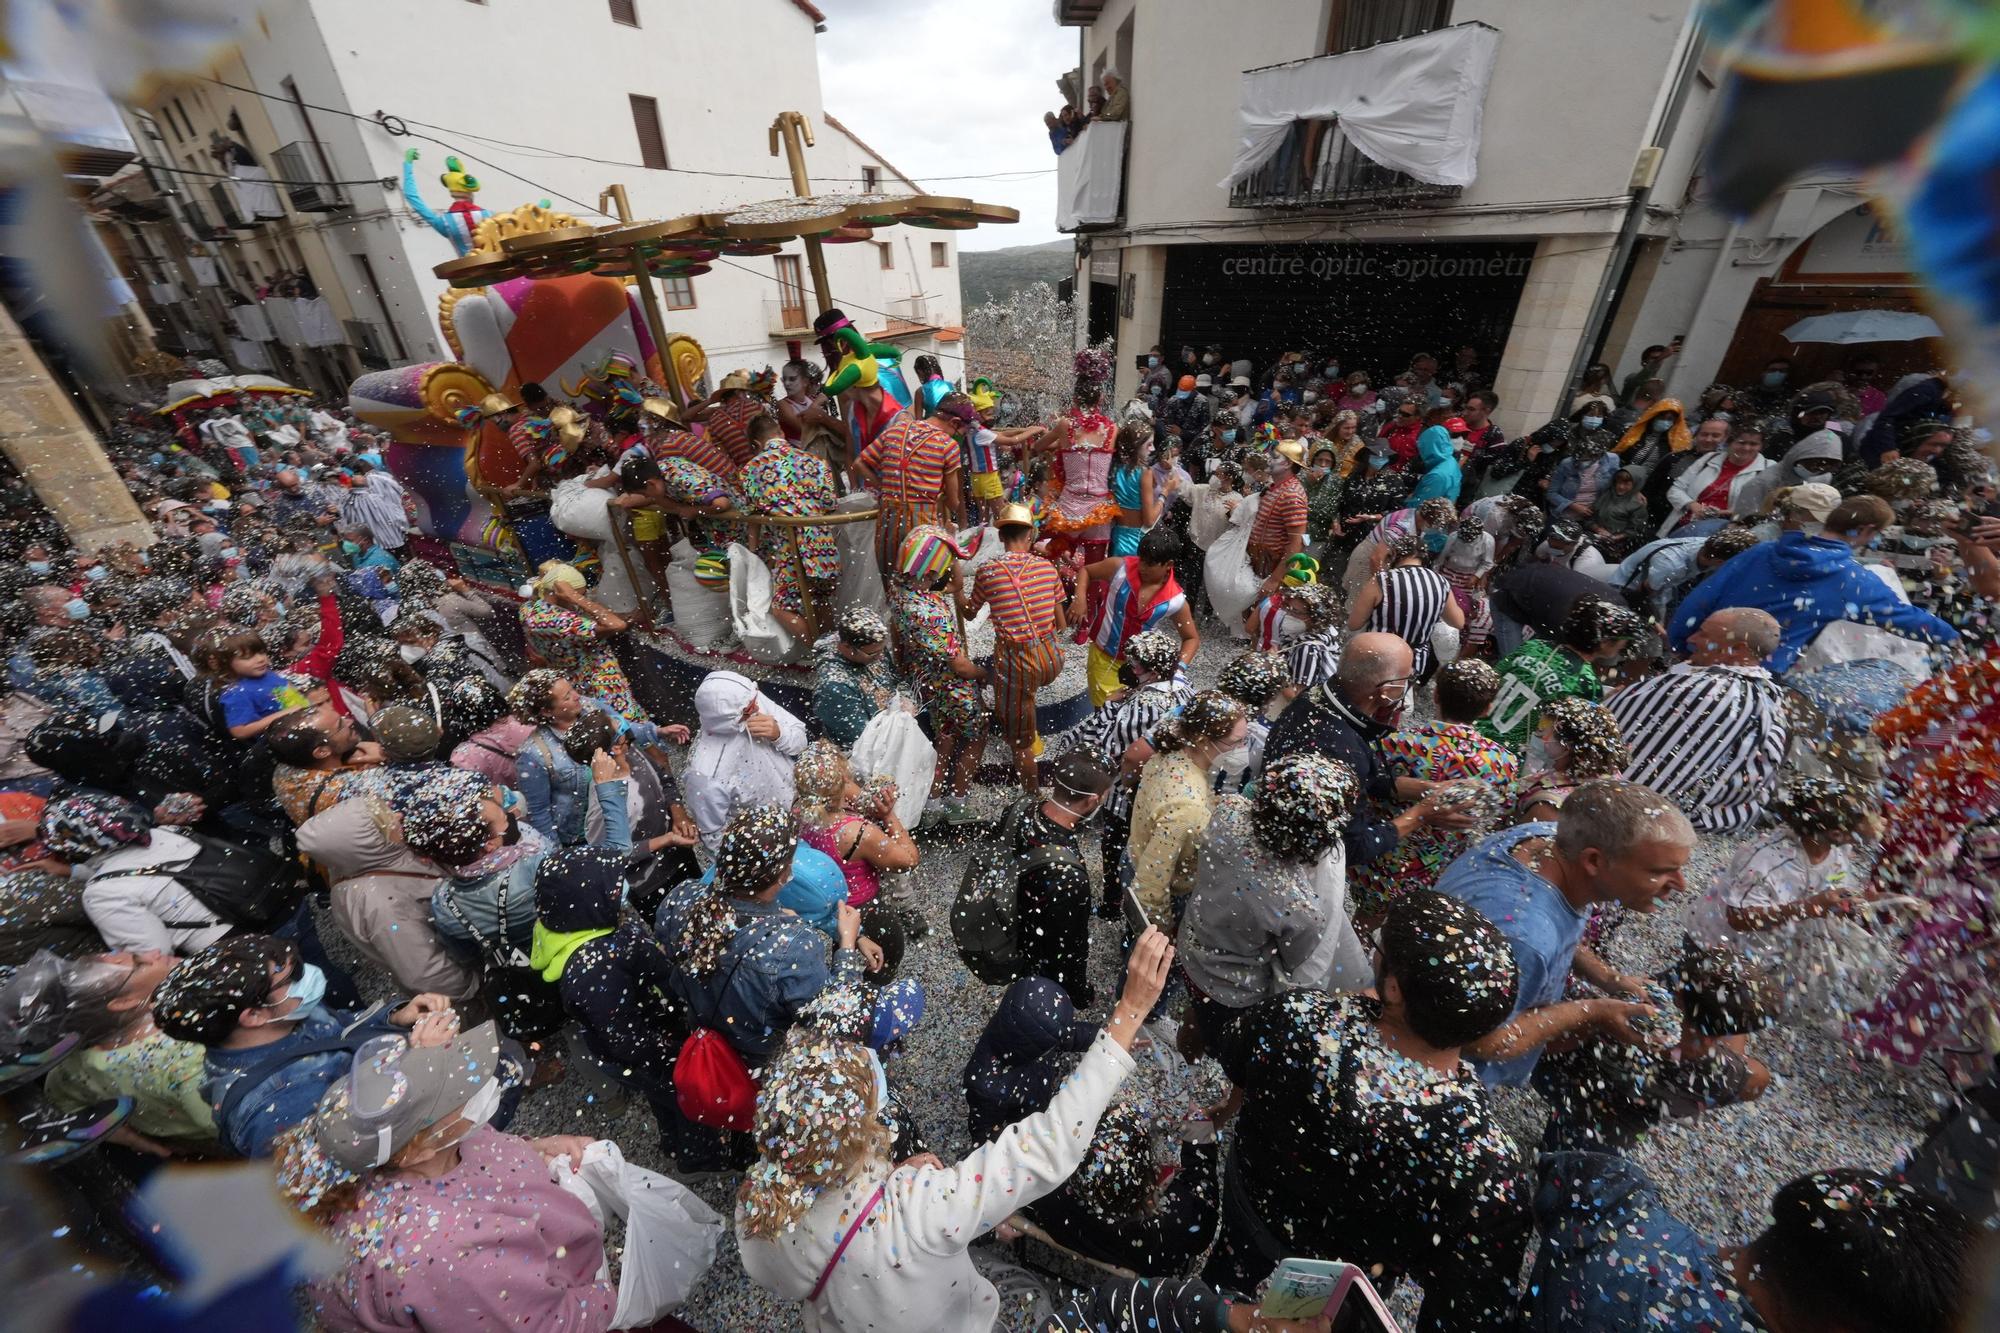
left=398, top=643, right=428, bottom=663
left=1215, top=741, right=1252, bottom=779
left=459, top=1075, right=503, bottom=1130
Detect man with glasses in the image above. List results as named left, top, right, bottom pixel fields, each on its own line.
left=1382, top=396, right=1426, bottom=469
left=1264, top=632, right=1482, bottom=870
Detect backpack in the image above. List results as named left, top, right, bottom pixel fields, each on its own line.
left=951, top=799, right=1084, bottom=984
left=672, top=945, right=758, bottom=1130
left=92, top=830, right=303, bottom=931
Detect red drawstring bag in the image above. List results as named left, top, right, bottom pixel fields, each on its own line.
left=673, top=1028, right=758, bottom=1130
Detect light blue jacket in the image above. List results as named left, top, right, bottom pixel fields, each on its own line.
left=516, top=703, right=662, bottom=845
left=1545, top=453, right=1620, bottom=515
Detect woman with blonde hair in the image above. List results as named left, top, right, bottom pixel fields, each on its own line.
left=518, top=560, right=645, bottom=721
left=736, top=930, right=1174, bottom=1333
left=1125, top=691, right=1247, bottom=920
left=794, top=740, right=917, bottom=976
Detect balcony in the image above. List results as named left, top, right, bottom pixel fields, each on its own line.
left=1051, top=0, right=1107, bottom=25
left=1228, top=127, right=1461, bottom=210
left=1221, top=22, right=1499, bottom=213
left=1056, top=119, right=1125, bottom=232
left=272, top=141, right=347, bottom=212
left=209, top=181, right=252, bottom=231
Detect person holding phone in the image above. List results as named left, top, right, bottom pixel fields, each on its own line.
left=738, top=929, right=1177, bottom=1333
left=1203, top=890, right=1530, bottom=1332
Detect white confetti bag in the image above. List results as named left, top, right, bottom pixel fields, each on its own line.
left=850, top=698, right=936, bottom=828
left=664, top=538, right=732, bottom=648
left=553, top=1140, right=723, bottom=1327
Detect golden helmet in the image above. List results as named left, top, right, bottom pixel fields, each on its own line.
left=476, top=392, right=518, bottom=417
left=995, top=502, right=1037, bottom=530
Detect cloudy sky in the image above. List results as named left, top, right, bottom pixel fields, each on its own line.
left=816, top=0, right=1075, bottom=250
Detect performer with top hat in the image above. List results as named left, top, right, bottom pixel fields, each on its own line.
left=968, top=502, right=1070, bottom=796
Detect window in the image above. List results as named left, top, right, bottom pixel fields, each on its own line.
left=661, top=274, right=696, bottom=309
left=629, top=94, right=668, bottom=169
left=170, top=98, right=194, bottom=139
left=775, top=255, right=807, bottom=329
left=1323, top=0, right=1452, bottom=53
left=930, top=242, right=949, bottom=268
left=877, top=242, right=894, bottom=271
left=861, top=165, right=880, bottom=191
left=609, top=0, right=639, bottom=24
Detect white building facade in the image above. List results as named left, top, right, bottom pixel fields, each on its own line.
left=106, top=0, right=962, bottom=398
left=1054, top=0, right=1909, bottom=440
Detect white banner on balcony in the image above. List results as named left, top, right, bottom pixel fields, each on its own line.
left=229, top=166, right=286, bottom=221
left=231, top=303, right=274, bottom=342
left=189, top=257, right=220, bottom=286
left=264, top=297, right=305, bottom=347
left=229, top=337, right=272, bottom=370
left=1057, top=119, right=1126, bottom=231
left=1220, top=22, right=1501, bottom=190
left=297, top=296, right=343, bottom=347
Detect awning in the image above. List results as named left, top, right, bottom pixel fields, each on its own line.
left=1220, top=22, right=1502, bottom=191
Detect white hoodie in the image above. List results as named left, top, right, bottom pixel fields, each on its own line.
left=684, top=670, right=808, bottom=851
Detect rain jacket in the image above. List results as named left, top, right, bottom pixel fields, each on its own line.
left=1613, top=397, right=1693, bottom=469
left=531, top=847, right=683, bottom=1075
left=1407, top=425, right=1462, bottom=505
left=1669, top=530, right=1958, bottom=673
left=961, top=977, right=1099, bottom=1142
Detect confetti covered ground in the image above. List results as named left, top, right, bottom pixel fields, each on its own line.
left=313, top=629, right=1947, bottom=1331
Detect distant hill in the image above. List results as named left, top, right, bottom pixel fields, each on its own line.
left=959, top=240, right=1073, bottom=308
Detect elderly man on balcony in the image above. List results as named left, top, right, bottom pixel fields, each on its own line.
left=1099, top=69, right=1129, bottom=121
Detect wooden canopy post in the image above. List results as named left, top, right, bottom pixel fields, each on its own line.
left=768, top=112, right=833, bottom=315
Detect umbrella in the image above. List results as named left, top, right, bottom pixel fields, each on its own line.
left=1782, top=310, right=1943, bottom=344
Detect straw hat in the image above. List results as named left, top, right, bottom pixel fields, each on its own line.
left=719, top=370, right=753, bottom=393
left=639, top=396, right=682, bottom=425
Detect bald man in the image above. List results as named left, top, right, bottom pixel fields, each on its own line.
left=1606, top=607, right=1791, bottom=832
left=1264, top=630, right=1479, bottom=867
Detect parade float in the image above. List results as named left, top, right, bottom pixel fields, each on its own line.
left=153, top=374, right=312, bottom=449
left=347, top=117, right=1109, bottom=732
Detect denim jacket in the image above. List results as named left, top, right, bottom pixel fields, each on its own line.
left=432, top=779, right=631, bottom=954
left=1545, top=454, right=1620, bottom=515
left=654, top=882, right=863, bottom=1063
left=204, top=1003, right=396, bottom=1157
left=516, top=705, right=661, bottom=845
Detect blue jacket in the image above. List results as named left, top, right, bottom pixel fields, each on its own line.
left=1669, top=530, right=1958, bottom=674
left=516, top=704, right=662, bottom=845
left=1407, top=425, right=1462, bottom=505
left=432, top=779, right=631, bottom=952
left=1526, top=1152, right=1756, bottom=1332
left=205, top=1004, right=397, bottom=1157
left=653, top=880, right=864, bottom=1063
left=1544, top=453, right=1620, bottom=515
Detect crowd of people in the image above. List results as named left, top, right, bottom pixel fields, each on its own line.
left=1045, top=69, right=1129, bottom=154
left=0, top=328, right=1997, bottom=1333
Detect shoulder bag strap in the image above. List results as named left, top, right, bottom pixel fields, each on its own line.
left=217, top=1035, right=366, bottom=1139
left=810, top=1183, right=886, bottom=1302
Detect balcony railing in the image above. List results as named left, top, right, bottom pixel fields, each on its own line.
left=272, top=141, right=347, bottom=212
left=209, top=181, right=251, bottom=230
left=1228, top=124, right=1461, bottom=210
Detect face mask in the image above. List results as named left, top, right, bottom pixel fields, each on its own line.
left=275, top=963, right=327, bottom=1023
left=868, top=1049, right=890, bottom=1118
left=1424, top=529, right=1449, bottom=554
left=220, top=547, right=240, bottom=560
left=25, top=560, right=50, bottom=575
left=341, top=540, right=361, bottom=555
left=1763, top=372, right=1786, bottom=388
left=1368, top=454, right=1389, bottom=470
left=459, top=1075, right=504, bottom=1130
left=82, top=565, right=110, bottom=582
left=1221, top=429, right=1237, bottom=444
left=1147, top=356, right=1160, bottom=368
left=1525, top=734, right=1554, bottom=773
left=398, top=643, right=428, bottom=663
left=1649, top=418, right=1671, bottom=433
left=1175, top=389, right=1192, bottom=400
left=1581, top=416, right=1604, bottom=431
left=1215, top=741, right=1251, bottom=779
left=1308, top=465, right=1329, bottom=480
left=1324, top=366, right=1339, bottom=379
left=1054, top=793, right=1101, bottom=826
left=64, top=597, right=90, bottom=621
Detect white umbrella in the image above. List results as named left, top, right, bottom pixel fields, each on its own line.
left=1783, top=310, right=1943, bottom=344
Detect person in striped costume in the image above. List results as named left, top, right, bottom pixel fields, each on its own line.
left=856, top=395, right=971, bottom=583
left=1070, top=527, right=1200, bottom=709
left=968, top=503, right=1070, bottom=795
left=1348, top=534, right=1464, bottom=680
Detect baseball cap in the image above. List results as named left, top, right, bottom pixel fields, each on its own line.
left=1177, top=375, right=1197, bottom=391
left=1784, top=482, right=1841, bottom=522
left=1444, top=417, right=1470, bottom=435
left=313, top=1022, right=502, bottom=1171
left=372, top=703, right=442, bottom=763
left=1547, top=518, right=1583, bottom=546
left=1229, top=375, right=1252, bottom=389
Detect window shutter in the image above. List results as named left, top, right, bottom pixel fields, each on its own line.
left=609, top=0, right=638, bottom=24
left=629, top=95, right=667, bottom=169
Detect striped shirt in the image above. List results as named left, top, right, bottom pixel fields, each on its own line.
left=1068, top=670, right=1194, bottom=817
left=1248, top=594, right=1296, bottom=652
left=1607, top=662, right=1791, bottom=832
left=1286, top=627, right=1343, bottom=690
left=705, top=393, right=767, bottom=466
left=859, top=417, right=961, bottom=508
left=655, top=427, right=741, bottom=481
left=1249, top=474, right=1308, bottom=549
left=1090, top=558, right=1187, bottom=659
left=1367, top=565, right=1452, bottom=674
left=972, top=551, right=1064, bottom=643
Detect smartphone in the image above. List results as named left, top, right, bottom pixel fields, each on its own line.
left=1261, top=1258, right=1403, bottom=1331
left=1121, top=883, right=1151, bottom=940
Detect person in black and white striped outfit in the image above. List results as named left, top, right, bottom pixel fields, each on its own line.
left=1607, top=606, right=1791, bottom=833
left=1347, top=534, right=1464, bottom=680
left=1282, top=582, right=1343, bottom=691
